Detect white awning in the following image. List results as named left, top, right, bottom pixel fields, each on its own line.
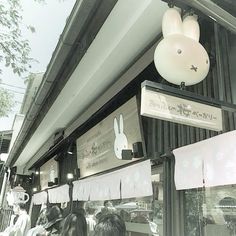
left=48, top=184, right=70, bottom=203
left=73, top=160, right=153, bottom=201
left=174, top=130, right=236, bottom=190
left=32, top=191, right=48, bottom=205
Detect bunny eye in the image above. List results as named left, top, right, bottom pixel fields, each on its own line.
left=177, top=49, right=182, bottom=54
left=206, top=59, right=208, bottom=64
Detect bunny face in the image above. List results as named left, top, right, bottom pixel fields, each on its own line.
left=114, top=114, right=128, bottom=159
left=154, top=34, right=210, bottom=86
left=154, top=8, right=210, bottom=86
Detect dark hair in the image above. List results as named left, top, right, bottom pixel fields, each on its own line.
left=60, top=213, right=87, bottom=236
left=94, top=214, right=126, bottom=236
left=18, top=203, right=27, bottom=210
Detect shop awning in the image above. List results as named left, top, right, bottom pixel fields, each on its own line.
left=32, top=191, right=48, bottom=205
left=174, top=130, right=236, bottom=190
left=72, top=160, right=153, bottom=201
left=48, top=184, right=70, bottom=203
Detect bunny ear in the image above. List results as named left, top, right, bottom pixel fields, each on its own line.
left=162, top=8, right=182, bottom=37
left=114, top=117, right=119, bottom=135
left=183, top=15, right=200, bottom=41
left=119, top=114, right=124, bottom=133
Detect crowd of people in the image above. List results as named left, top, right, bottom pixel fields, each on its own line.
left=0, top=203, right=127, bottom=236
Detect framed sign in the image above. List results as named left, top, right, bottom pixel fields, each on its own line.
left=40, top=158, right=58, bottom=190
left=76, top=97, right=144, bottom=177
left=141, top=86, right=223, bottom=131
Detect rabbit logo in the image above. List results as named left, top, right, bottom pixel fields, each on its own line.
left=113, top=114, right=128, bottom=159
left=154, top=8, right=210, bottom=86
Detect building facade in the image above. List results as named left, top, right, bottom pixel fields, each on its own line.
left=1, top=1, right=236, bottom=235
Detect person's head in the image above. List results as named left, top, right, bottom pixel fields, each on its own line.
left=104, top=200, right=112, bottom=208
left=13, top=203, right=27, bottom=214
left=60, top=213, right=87, bottom=236
left=86, top=207, right=96, bottom=216
left=94, top=214, right=126, bottom=236
left=219, top=197, right=236, bottom=223
left=44, top=205, right=63, bottom=231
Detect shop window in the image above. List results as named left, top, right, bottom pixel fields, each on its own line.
left=83, top=167, right=164, bottom=236
left=184, top=185, right=236, bottom=236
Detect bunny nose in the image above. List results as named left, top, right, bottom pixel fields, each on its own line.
left=190, top=65, right=198, bottom=72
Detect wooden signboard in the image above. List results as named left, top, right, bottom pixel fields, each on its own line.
left=141, top=86, right=223, bottom=131
left=76, top=97, right=144, bottom=177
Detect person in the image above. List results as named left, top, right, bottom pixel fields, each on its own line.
left=37, top=205, right=63, bottom=236
left=218, top=197, right=236, bottom=235
left=94, top=214, right=126, bottom=236
left=0, top=203, right=31, bottom=236
left=26, top=207, right=48, bottom=236
left=85, top=207, right=96, bottom=235
left=60, top=212, right=87, bottom=236
left=96, top=201, right=116, bottom=221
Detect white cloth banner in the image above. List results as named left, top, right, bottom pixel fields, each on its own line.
left=203, top=131, right=236, bottom=187
left=174, top=130, right=236, bottom=190
left=73, top=160, right=152, bottom=201
left=48, top=184, right=70, bottom=203
left=174, top=141, right=204, bottom=190
left=120, top=160, right=153, bottom=199
left=32, top=191, right=48, bottom=205
left=73, top=179, right=91, bottom=201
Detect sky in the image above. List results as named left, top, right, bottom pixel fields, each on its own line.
left=0, top=0, right=76, bottom=131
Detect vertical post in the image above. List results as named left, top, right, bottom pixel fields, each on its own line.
left=163, top=155, right=185, bottom=236
left=0, top=171, right=8, bottom=208
left=163, top=157, right=172, bottom=236
left=214, top=23, right=225, bottom=102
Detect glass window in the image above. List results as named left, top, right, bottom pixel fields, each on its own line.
left=84, top=166, right=164, bottom=236
left=184, top=185, right=236, bottom=236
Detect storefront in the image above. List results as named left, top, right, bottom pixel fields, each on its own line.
left=30, top=68, right=236, bottom=236
left=2, top=1, right=236, bottom=236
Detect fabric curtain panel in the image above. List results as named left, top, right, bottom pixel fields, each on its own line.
left=120, top=160, right=153, bottom=199
left=48, top=184, right=70, bottom=203
left=174, top=141, right=204, bottom=190
left=73, top=179, right=91, bottom=201
left=33, top=191, right=48, bottom=205
left=174, top=130, right=236, bottom=190
left=203, top=131, right=236, bottom=187
left=73, top=160, right=153, bottom=201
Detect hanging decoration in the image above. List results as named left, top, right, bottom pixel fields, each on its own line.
left=154, top=8, right=210, bottom=86
left=6, top=184, right=29, bottom=206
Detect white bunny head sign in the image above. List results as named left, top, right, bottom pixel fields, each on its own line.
left=154, top=8, right=210, bottom=86
left=113, top=114, right=128, bottom=159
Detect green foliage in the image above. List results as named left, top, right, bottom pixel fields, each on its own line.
left=0, top=0, right=48, bottom=117
left=0, top=0, right=33, bottom=77
left=0, top=87, right=15, bottom=117
left=0, top=0, right=64, bottom=117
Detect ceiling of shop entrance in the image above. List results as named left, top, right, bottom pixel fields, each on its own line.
left=14, top=0, right=168, bottom=167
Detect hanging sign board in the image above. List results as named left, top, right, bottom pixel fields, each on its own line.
left=141, top=86, right=223, bottom=131
left=76, top=97, right=144, bottom=177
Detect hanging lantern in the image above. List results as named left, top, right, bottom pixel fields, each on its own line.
left=154, top=8, right=210, bottom=86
